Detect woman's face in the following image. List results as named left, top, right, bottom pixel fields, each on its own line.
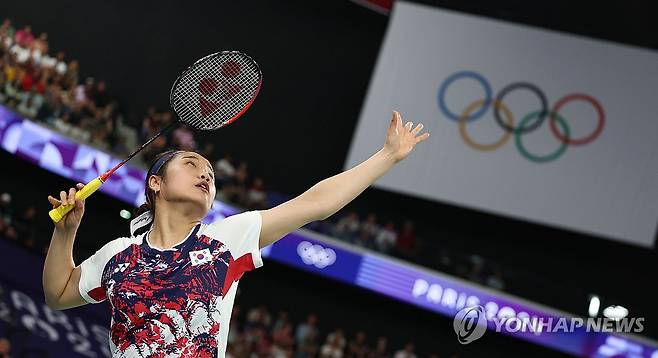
left=152, top=152, right=216, bottom=214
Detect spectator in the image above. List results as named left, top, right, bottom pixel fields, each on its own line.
left=140, top=106, right=159, bottom=139
left=2, top=222, right=18, bottom=241
left=214, top=152, right=236, bottom=186
left=91, top=80, right=109, bottom=108
left=354, top=230, right=375, bottom=249
left=360, top=213, right=380, bottom=239
left=271, top=322, right=295, bottom=355
left=172, top=123, right=196, bottom=150
left=141, top=135, right=167, bottom=165
left=375, top=221, right=397, bottom=254
left=246, top=177, right=268, bottom=210
left=221, top=161, right=249, bottom=206
left=0, top=193, right=13, bottom=223
left=486, top=269, right=505, bottom=291
left=14, top=25, right=34, bottom=47
left=30, top=32, right=48, bottom=61
left=467, top=261, right=485, bottom=285
left=17, top=90, right=42, bottom=118
left=53, top=111, right=74, bottom=136
left=245, top=304, right=271, bottom=331
left=326, top=328, right=346, bottom=350
left=295, top=313, right=318, bottom=347
left=3, top=56, right=19, bottom=85
left=333, top=211, right=360, bottom=242
left=73, top=78, right=89, bottom=106
left=393, top=343, right=416, bottom=358
left=395, top=220, right=417, bottom=259
left=3, top=77, right=18, bottom=102
left=347, top=331, right=369, bottom=357
left=200, top=142, right=215, bottom=163
left=272, top=310, right=290, bottom=332
left=367, top=336, right=390, bottom=358
left=320, top=333, right=344, bottom=358
left=227, top=332, right=249, bottom=358
left=296, top=329, right=319, bottom=358
left=64, top=59, right=79, bottom=88
left=9, top=42, right=29, bottom=64
left=0, top=336, right=11, bottom=358
left=54, top=51, right=67, bottom=75
left=227, top=305, right=242, bottom=347
left=0, top=18, right=15, bottom=39
left=19, top=66, right=35, bottom=92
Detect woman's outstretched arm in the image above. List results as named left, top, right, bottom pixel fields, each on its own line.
left=42, top=183, right=88, bottom=310
left=258, top=111, right=430, bottom=248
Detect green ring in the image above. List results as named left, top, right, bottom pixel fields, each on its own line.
left=515, top=111, right=570, bottom=163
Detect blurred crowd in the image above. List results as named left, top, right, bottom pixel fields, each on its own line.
left=226, top=303, right=458, bottom=358
left=0, top=18, right=505, bottom=293
left=0, top=300, right=466, bottom=358
left=0, top=192, right=44, bottom=256
left=306, top=211, right=505, bottom=291
left=0, top=19, right=135, bottom=157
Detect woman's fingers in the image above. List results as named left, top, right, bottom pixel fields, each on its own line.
left=395, top=111, right=403, bottom=132
left=47, top=195, right=61, bottom=208
left=68, top=187, right=76, bottom=205
left=76, top=183, right=84, bottom=189
left=55, top=186, right=80, bottom=207
left=412, top=123, right=424, bottom=135
left=415, top=132, right=430, bottom=143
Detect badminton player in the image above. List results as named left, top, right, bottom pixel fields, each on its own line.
left=42, top=111, right=429, bottom=357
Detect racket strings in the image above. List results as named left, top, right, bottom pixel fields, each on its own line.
left=172, top=52, right=261, bottom=130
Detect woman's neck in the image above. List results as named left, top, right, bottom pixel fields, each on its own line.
left=148, top=203, right=202, bottom=250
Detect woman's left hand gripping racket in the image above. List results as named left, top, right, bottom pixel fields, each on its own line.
left=49, top=51, right=263, bottom=222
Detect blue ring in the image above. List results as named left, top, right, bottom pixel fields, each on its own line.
left=438, top=71, right=492, bottom=122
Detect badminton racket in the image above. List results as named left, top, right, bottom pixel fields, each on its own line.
left=49, top=51, right=262, bottom=222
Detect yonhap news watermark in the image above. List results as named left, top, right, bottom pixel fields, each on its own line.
left=453, top=305, right=646, bottom=345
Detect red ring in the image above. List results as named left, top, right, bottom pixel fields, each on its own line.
left=549, top=93, right=605, bottom=146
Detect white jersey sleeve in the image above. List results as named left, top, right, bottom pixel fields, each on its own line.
left=203, top=210, right=264, bottom=270
left=78, top=236, right=137, bottom=304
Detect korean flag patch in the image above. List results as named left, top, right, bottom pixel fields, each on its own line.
left=190, top=248, right=213, bottom=266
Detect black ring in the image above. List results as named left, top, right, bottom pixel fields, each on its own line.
left=493, top=82, right=548, bottom=134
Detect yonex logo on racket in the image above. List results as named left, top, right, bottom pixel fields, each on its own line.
left=437, top=71, right=605, bottom=163
left=199, top=60, right=244, bottom=117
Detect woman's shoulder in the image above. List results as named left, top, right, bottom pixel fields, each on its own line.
left=90, top=233, right=144, bottom=259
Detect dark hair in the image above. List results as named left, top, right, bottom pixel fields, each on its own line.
left=133, top=150, right=181, bottom=218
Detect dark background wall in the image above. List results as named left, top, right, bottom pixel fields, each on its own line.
left=1, top=0, right=656, bottom=343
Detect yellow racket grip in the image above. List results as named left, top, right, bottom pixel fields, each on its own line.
left=49, top=177, right=105, bottom=223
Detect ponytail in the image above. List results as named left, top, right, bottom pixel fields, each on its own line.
left=133, top=202, right=152, bottom=218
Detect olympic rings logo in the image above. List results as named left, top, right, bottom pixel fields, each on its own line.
left=297, top=241, right=336, bottom=269
left=437, top=71, right=605, bottom=163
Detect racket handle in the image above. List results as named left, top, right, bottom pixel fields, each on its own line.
left=49, top=177, right=105, bottom=223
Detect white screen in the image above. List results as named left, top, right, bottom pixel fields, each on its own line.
left=345, top=1, right=658, bottom=247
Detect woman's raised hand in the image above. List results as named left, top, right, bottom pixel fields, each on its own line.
left=48, top=183, right=86, bottom=233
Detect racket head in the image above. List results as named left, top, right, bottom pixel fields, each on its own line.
left=169, top=51, right=262, bottom=131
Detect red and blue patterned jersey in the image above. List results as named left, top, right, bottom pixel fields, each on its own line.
left=78, top=210, right=263, bottom=357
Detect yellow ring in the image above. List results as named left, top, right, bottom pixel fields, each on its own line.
left=458, top=99, right=514, bottom=151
